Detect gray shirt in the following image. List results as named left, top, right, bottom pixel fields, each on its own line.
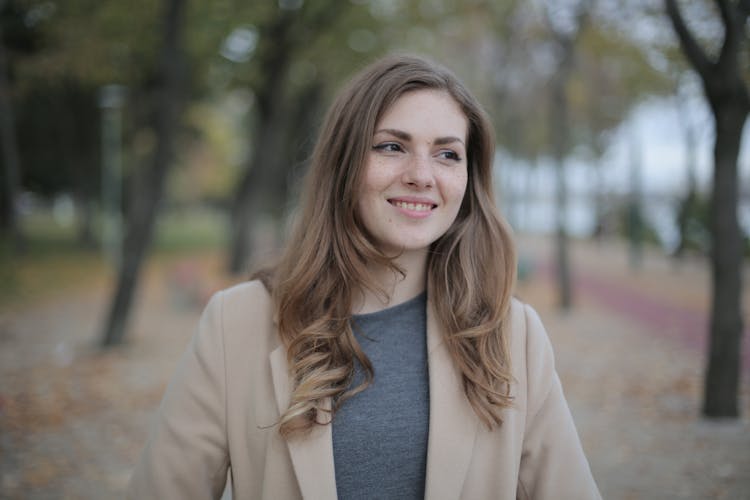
left=332, top=292, right=430, bottom=500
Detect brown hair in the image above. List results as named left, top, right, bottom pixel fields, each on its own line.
left=261, top=54, right=516, bottom=438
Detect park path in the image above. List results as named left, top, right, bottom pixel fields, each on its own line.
left=521, top=235, right=750, bottom=374
left=517, top=235, right=750, bottom=500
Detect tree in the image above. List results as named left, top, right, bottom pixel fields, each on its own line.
left=0, top=0, right=30, bottom=252
left=15, top=80, right=100, bottom=247
left=226, top=0, right=361, bottom=274
left=0, top=23, right=23, bottom=251
left=101, top=0, right=187, bottom=346
left=665, top=0, right=748, bottom=417
left=673, top=74, right=710, bottom=257
left=226, top=4, right=301, bottom=275
left=543, top=0, right=591, bottom=310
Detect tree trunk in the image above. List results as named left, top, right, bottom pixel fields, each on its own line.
left=665, top=0, right=748, bottom=418
left=72, top=85, right=99, bottom=249
left=550, top=49, right=573, bottom=311
left=592, top=159, right=605, bottom=242
left=703, top=102, right=745, bottom=417
left=544, top=1, right=590, bottom=311
left=627, top=129, right=643, bottom=269
left=227, top=9, right=296, bottom=275
left=101, top=0, right=186, bottom=347
left=226, top=1, right=344, bottom=274
left=228, top=109, right=289, bottom=274
left=0, top=25, right=25, bottom=252
left=74, top=191, right=96, bottom=248
left=673, top=99, right=699, bottom=258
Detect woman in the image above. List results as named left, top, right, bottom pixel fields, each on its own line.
left=128, top=55, right=601, bottom=499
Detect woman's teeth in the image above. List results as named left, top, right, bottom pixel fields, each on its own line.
left=393, top=201, right=432, bottom=211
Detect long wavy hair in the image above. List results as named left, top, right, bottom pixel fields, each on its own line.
left=258, top=54, right=517, bottom=438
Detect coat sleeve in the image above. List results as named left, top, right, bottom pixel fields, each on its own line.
left=516, top=304, right=601, bottom=500
left=128, top=291, right=230, bottom=500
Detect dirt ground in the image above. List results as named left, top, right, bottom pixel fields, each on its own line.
left=1, top=237, right=749, bottom=499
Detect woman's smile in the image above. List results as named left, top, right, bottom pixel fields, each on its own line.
left=388, top=196, right=438, bottom=218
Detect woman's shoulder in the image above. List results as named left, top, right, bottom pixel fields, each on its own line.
left=214, top=279, right=272, bottom=310
left=202, top=280, right=277, bottom=348
left=507, top=296, right=547, bottom=333
left=506, top=297, right=554, bottom=366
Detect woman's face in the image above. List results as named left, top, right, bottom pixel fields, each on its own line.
left=356, top=89, right=469, bottom=256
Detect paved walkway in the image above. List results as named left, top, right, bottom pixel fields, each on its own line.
left=521, top=235, right=750, bottom=373
left=517, top=235, right=750, bottom=499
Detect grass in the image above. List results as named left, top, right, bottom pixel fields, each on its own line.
left=0, top=206, right=227, bottom=311
left=153, top=208, right=227, bottom=254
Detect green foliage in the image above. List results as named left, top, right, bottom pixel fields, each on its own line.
left=667, top=203, right=749, bottom=259
left=166, top=98, right=246, bottom=205
left=152, top=206, right=226, bottom=253
left=10, top=0, right=160, bottom=86
left=672, top=191, right=713, bottom=256
left=1, top=0, right=45, bottom=58
left=614, top=199, right=662, bottom=248
left=1, top=0, right=697, bottom=224
left=570, top=24, right=672, bottom=158
left=492, top=3, right=673, bottom=163
left=15, top=79, right=100, bottom=198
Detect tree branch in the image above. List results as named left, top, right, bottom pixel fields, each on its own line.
left=715, top=0, right=734, bottom=63
left=740, top=0, right=750, bottom=74
left=305, top=0, right=347, bottom=32
left=574, top=0, right=594, bottom=32
left=739, top=0, right=750, bottom=20
left=715, top=0, right=745, bottom=74
left=715, top=0, right=732, bottom=24
left=665, top=0, right=713, bottom=80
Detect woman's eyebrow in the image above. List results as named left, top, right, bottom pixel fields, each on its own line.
left=434, top=136, right=465, bottom=146
left=375, top=128, right=465, bottom=146
left=375, top=128, right=411, bottom=141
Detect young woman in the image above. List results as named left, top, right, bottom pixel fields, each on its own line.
left=128, top=55, right=601, bottom=499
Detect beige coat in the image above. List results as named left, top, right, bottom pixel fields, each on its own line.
left=128, top=281, right=601, bottom=499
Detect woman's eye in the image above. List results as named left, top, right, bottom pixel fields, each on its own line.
left=373, top=142, right=403, bottom=153
left=438, top=150, right=462, bottom=162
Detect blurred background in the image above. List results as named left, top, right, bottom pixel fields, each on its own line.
left=1, top=0, right=749, bottom=498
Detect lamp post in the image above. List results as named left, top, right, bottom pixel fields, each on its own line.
left=98, top=84, right=125, bottom=267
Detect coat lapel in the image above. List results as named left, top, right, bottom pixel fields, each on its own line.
left=423, top=299, right=479, bottom=500
left=270, top=345, right=338, bottom=500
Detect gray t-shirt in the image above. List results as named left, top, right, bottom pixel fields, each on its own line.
left=332, top=292, right=430, bottom=500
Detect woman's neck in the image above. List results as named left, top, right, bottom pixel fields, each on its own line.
left=352, top=248, right=428, bottom=315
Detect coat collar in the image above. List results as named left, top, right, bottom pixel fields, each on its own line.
left=423, top=298, right=480, bottom=500
left=270, top=346, right=338, bottom=499
left=269, top=296, right=478, bottom=500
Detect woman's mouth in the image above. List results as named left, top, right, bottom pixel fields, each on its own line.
left=391, top=200, right=435, bottom=212
left=387, top=198, right=437, bottom=218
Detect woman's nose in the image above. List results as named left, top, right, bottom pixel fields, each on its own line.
left=402, top=153, right=434, bottom=188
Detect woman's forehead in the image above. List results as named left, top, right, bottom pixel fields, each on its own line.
left=375, top=90, right=468, bottom=142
